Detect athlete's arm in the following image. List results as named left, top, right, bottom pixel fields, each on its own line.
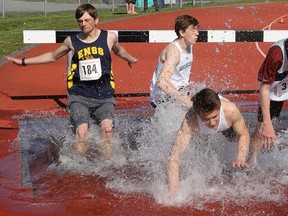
left=5, top=37, right=72, bottom=66
left=156, top=43, right=192, bottom=107
left=256, top=45, right=283, bottom=149
left=109, top=31, right=138, bottom=67
left=227, top=103, right=250, bottom=170
left=258, top=83, right=276, bottom=149
left=167, top=112, right=195, bottom=196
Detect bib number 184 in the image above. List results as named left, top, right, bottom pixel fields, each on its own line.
left=79, top=58, right=102, bottom=81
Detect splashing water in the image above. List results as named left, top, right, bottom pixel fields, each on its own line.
left=18, top=103, right=288, bottom=209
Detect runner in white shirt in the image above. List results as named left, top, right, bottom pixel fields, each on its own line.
left=149, top=14, right=199, bottom=108
left=167, top=88, right=250, bottom=196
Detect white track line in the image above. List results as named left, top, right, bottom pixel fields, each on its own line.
left=256, top=14, right=288, bottom=58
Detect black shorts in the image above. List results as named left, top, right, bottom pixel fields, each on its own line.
left=257, top=100, right=284, bottom=122
left=125, top=0, right=136, bottom=4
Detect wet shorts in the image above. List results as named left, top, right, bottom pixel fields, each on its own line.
left=257, top=100, right=284, bottom=122
left=68, top=94, right=116, bottom=129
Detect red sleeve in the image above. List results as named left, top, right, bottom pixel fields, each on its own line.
left=257, top=46, right=283, bottom=84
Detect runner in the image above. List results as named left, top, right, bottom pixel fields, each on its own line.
left=5, top=3, right=138, bottom=158
left=167, top=88, right=250, bottom=196
left=248, top=38, right=288, bottom=167
left=149, top=14, right=199, bottom=108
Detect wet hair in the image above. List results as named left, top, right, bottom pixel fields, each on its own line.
left=75, top=3, right=98, bottom=20
left=175, top=15, right=199, bottom=37
left=192, top=88, right=221, bottom=114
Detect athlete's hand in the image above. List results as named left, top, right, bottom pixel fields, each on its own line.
left=128, top=58, right=138, bottom=67
left=258, top=121, right=276, bottom=149
left=232, top=159, right=250, bottom=170
left=5, top=56, right=22, bottom=66
left=182, top=95, right=193, bottom=108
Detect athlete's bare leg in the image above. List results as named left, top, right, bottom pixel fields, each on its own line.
left=74, top=123, right=89, bottom=156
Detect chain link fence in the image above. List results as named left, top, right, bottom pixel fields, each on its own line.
left=1, top=0, right=261, bottom=18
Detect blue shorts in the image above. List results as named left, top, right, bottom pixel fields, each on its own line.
left=68, top=94, right=116, bottom=130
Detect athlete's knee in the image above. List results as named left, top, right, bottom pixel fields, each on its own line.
left=102, top=126, right=112, bottom=135
left=100, top=119, right=113, bottom=137
left=76, top=123, right=89, bottom=141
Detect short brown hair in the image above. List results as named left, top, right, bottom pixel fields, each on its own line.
left=175, top=15, right=199, bottom=37
left=75, top=3, right=98, bottom=20
left=192, top=88, right=220, bottom=114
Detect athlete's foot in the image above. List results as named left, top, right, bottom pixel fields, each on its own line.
left=74, top=141, right=88, bottom=156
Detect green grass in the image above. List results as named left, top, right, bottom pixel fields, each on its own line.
left=0, top=0, right=282, bottom=60
left=0, top=10, right=132, bottom=59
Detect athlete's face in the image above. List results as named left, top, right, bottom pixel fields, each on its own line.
left=182, top=25, right=199, bottom=45
left=198, top=109, right=220, bottom=129
left=77, top=12, right=98, bottom=34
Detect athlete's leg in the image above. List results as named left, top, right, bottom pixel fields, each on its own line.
left=247, top=100, right=283, bottom=167
left=247, top=123, right=263, bottom=167
left=74, top=123, right=89, bottom=156
left=99, top=119, right=113, bottom=159
left=91, top=98, right=116, bottom=159
left=68, top=95, right=90, bottom=156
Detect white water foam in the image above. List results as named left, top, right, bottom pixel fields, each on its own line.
left=18, top=104, right=288, bottom=209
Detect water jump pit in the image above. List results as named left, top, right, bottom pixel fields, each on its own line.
left=16, top=105, right=288, bottom=215
left=2, top=3, right=288, bottom=213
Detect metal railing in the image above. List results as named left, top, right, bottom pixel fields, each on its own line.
left=0, top=0, right=270, bottom=18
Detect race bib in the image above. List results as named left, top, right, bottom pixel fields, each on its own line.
left=79, top=58, right=102, bottom=81
left=277, top=80, right=288, bottom=97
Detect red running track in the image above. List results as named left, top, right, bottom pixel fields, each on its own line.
left=0, top=2, right=288, bottom=215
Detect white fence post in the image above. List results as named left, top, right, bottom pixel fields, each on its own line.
left=2, top=0, right=5, bottom=18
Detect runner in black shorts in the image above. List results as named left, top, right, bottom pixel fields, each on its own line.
left=248, top=38, right=288, bottom=167
left=257, top=100, right=284, bottom=122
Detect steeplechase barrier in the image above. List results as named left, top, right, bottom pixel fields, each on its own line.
left=10, top=29, right=288, bottom=104
left=23, top=30, right=288, bottom=43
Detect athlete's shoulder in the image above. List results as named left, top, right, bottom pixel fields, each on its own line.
left=62, top=35, right=73, bottom=48
left=107, top=30, right=117, bottom=38
left=222, top=100, right=238, bottom=111
left=106, top=30, right=117, bottom=44
left=223, top=100, right=242, bottom=122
